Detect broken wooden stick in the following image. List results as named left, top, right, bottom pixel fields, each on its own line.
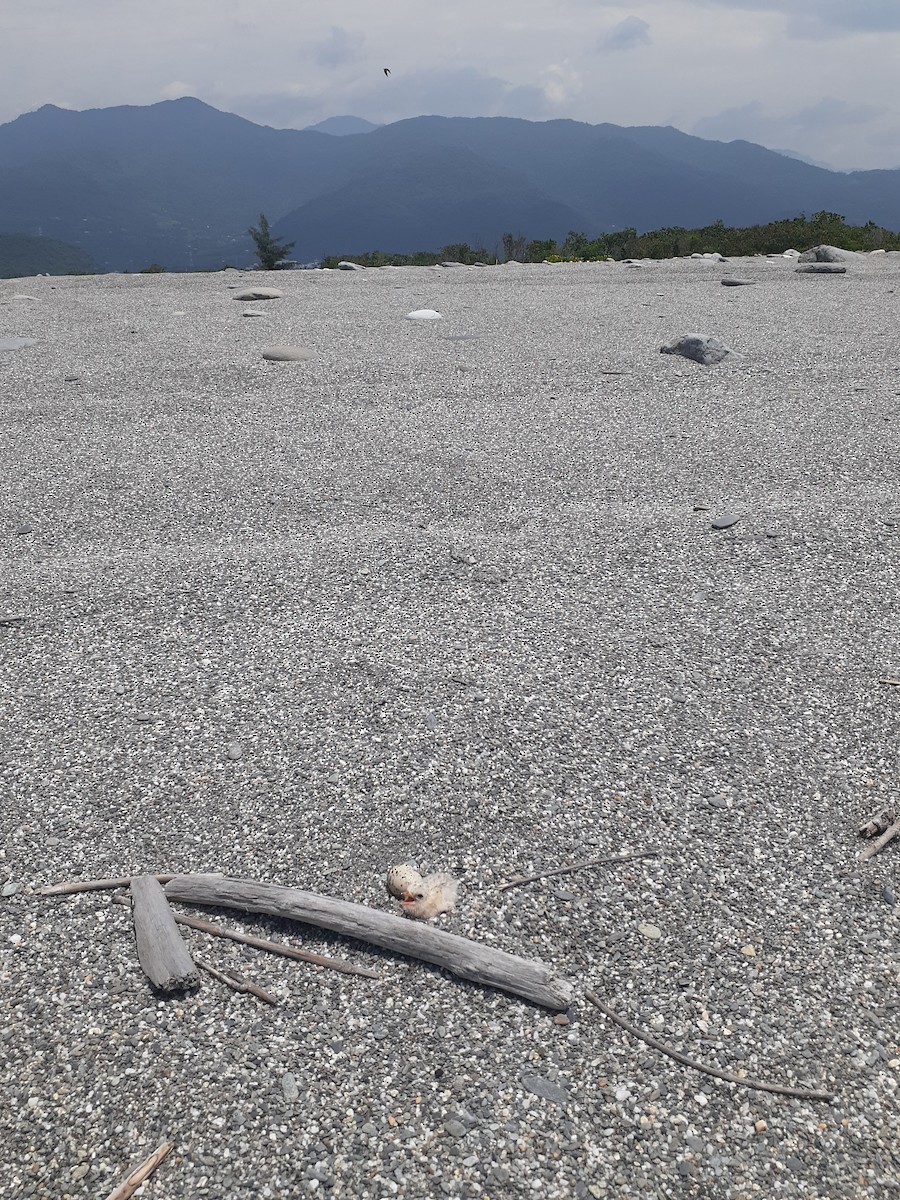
left=165, top=873, right=574, bottom=1010
left=878, top=678, right=900, bottom=686
left=111, top=894, right=379, bottom=979
left=40, top=874, right=174, bottom=896
left=585, top=991, right=835, bottom=1102
left=858, top=807, right=898, bottom=838
left=194, top=956, right=279, bottom=1005
left=859, top=816, right=900, bottom=862
left=104, top=1140, right=173, bottom=1200
left=131, top=875, right=200, bottom=992
left=499, top=850, right=660, bottom=892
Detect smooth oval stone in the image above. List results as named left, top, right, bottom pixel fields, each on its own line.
left=0, top=336, right=37, bottom=352
left=261, top=345, right=315, bottom=362
left=638, top=922, right=662, bottom=940
left=232, top=288, right=283, bottom=300
left=711, top=513, right=740, bottom=530
left=720, top=278, right=756, bottom=287
left=406, top=309, right=442, bottom=320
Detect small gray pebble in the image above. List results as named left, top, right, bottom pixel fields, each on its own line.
left=711, top=513, right=740, bottom=530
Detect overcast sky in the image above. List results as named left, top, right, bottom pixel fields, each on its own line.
left=2, top=0, right=899, bottom=170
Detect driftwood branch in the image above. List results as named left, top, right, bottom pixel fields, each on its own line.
left=858, top=807, right=897, bottom=838
left=104, top=1140, right=173, bottom=1200
left=194, top=956, right=279, bottom=1005
left=878, top=678, right=900, bottom=686
left=165, top=873, right=574, bottom=1010
left=112, top=894, right=379, bottom=979
left=585, top=991, right=835, bottom=1103
left=859, top=817, right=900, bottom=862
left=131, top=875, right=200, bottom=992
left=499, top=850, right=660, bottom=892
left=40, top=874, right=174, bottom=896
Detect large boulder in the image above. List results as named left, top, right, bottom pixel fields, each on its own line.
left=797, top=245, right=861, bottom=263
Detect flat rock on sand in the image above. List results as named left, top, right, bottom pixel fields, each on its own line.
left=261, top=345, right=315, bottom=361
left=2, top=253, right=898, bottom=1200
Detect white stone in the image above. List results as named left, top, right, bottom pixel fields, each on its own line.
left=406, top=309, right=442, bottom=320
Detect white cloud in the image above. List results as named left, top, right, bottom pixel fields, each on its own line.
left=314, top=26, right=365, bottom=69
left=692, top=97, right=896, bottom=169
left=596, top=16, right=651, bottom=52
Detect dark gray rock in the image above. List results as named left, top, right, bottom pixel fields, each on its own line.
left=720, top=278, right=756, bottom=287
left=660, top=335, right=731, bottom=365
left=711, top=513, right=740, bottom=530
left=796, top=263, right=847, bottom=274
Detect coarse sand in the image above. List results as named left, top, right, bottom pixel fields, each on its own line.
left=1, top=256, right=899, bottom=1198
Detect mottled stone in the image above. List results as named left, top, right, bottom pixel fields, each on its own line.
left=660, top=334, right=731, bottom=365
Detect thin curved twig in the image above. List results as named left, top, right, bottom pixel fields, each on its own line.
left=499, top=851, right=660, bottom=892
left=40, top=874, right=174, bottom=896
left=585, top=991, right=835, bottom=1103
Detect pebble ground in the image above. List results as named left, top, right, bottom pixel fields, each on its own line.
left=1, top=255, right=899, bottom=1199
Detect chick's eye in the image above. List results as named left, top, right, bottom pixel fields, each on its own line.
left=415, top=892, right=425, bottom=900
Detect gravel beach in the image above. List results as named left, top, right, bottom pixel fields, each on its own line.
left=2, top=254, right=899, bottom=1198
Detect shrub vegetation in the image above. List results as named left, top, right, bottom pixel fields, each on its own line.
left=321, top=212, right=900, bottom=268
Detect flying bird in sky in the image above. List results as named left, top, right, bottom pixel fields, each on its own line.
left=383, top=67, right=391, bottom=76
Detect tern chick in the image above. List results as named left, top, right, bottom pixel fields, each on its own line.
left=385, top=864, right=459, bottom=921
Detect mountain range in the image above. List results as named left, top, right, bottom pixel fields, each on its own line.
left=1, top=97, right=899, bottom=272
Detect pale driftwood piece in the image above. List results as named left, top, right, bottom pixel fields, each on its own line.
left=498, top=850, right=660, bottom=892
left=40, top=874, right=173, bottom=896
left=194, top=956, right=279, bottom=1005
left=858, top=807, right=898, bottom=838
left=858, top=817, right=900, bottom=862
left=878, top=678, right=900, bottom=686
left=104, top=1140, right=173, bottom=1200
left=165, top=874, right=574, bottom=1010
left=111, top=894, right=379, bottom=979
left=585, top=991, right=836, bottom=1103
left=131, top=875, right=200, bottom=992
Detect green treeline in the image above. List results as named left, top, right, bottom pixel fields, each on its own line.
left=322, top=213, right=900, bottom=268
